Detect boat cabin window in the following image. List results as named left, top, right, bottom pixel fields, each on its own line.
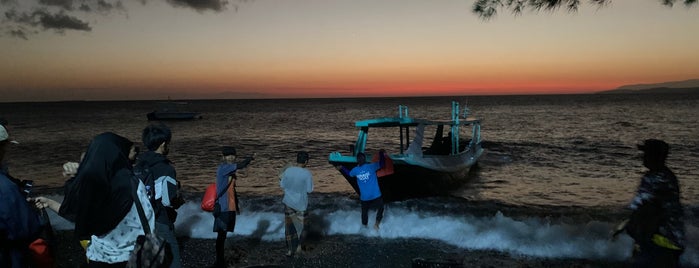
left=363, top=127, right=401, bottom=157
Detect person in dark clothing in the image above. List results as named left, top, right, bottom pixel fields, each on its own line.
left=336, top=150, right=386, bottom=230
left=34, top=132, right=156, bottom=267
left=612, top=139, right=685, bottom=267
left=135, top=123, right=183, bottom=268
left=212, top=146, right=254, bottom=267
left=0, top=123, right=41, bottom=268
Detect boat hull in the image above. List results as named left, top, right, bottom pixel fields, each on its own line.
left=330, top=160, right=477, bottom=202
left=146, top=112, right=202, bottom=121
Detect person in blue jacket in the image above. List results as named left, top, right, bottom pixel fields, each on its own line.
left=336, top=150, right=386, bottom=230
left=0, top=123, right=41, bottom=268
left=212, top=146, right=254, bottom=267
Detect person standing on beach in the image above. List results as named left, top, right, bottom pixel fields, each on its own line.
left=279, top=151, right=313, bottom=257
left=612, top=139, right=684, bottom=267
left=34, top=132, right=157, bottom=267
left=212, top=146, right=254, bottom=267
left=336, top=150, right=386, bottom=230
left=135, top=123, right=183, bottom=268
left=61, top=149, right=137, bottom=258
left=0, top=123, right=42, bottom=268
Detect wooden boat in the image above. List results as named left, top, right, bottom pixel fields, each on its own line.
left=146, top=101, right=202, bottom=121
left=328, top=101, right=484, bottom=201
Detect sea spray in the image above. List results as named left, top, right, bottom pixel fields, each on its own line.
left=43, top=197, right=697, bottom=266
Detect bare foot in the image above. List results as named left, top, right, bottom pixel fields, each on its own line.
left=374, top=223, right=380, bottom=230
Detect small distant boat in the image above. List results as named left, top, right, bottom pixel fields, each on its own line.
left=146, top=101, right=202, bottom=121
left=328, top=101, right=484, bottom=201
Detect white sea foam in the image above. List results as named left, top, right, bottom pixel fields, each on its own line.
left=45, top=199, right=698, bottom=265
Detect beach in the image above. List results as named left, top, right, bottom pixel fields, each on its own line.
left=2, top=94, right=698, bottom=267
left=49, top=194, right=630, bottom=268
left=53, top=230, right=627, bottom=268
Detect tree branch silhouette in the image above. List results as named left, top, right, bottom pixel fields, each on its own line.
left=473, top=0, right=697, bottom=19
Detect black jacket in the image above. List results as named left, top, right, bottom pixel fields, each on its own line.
left=135, top=151, right=178, bottom=227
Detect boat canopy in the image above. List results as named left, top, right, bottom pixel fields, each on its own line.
left=347, top=102, right=481, bottom=157
left=355, top=117, right=480, bottom=128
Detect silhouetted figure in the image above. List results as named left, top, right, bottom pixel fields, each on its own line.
left=612, top=139, right=684, bottom=267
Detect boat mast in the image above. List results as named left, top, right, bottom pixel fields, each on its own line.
left=399, top=105, right=409, bottom=154
left=451, top=101, right=459, bottom=155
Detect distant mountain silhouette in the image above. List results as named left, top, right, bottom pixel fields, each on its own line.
left=597, top=79, right=699, bottom=94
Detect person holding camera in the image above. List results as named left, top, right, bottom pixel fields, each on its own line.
left=212, top=146, right=254, bottom=268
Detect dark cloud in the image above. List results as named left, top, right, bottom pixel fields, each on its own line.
left=166, top=0, right=228, bottom=12
left=34, top=10, right=91, bottom=31
left=4, top=9, right=91, bottom=31
left=39, top=0, right=74, bottom=10
left=8, top=29, right=28, bottom=40
left=1, top=0, right=248, bottom=39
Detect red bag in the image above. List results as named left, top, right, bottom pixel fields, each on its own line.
left=201, top=183, right=217, bottom=212
left=372, top=152, right=394, bottom=177
left=28, top=238, right=54, bottom=268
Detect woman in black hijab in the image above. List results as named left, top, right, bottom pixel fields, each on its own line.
left=59, top=132, right=136, bottom=239
left=34, top=132, right=155, bottom=267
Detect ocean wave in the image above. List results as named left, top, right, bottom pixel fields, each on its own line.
left=43, top=195, right=699, bottom=266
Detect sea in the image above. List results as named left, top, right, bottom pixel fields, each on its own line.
left=1, top=93, right=698, bottom=265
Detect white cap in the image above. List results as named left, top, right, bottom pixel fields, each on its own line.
left=0, top=125, right=19, bottom=144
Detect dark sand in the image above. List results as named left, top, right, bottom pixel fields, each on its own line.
left=52, top=230, right=627, bottom=268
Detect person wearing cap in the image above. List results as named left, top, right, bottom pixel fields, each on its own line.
left=212, top=146, right=254, bottom=267
left=612, top=139, right=685, bottom=267
left=279, top=151, right=314, bottom=257
left=0, top=123, right=42, bottom=268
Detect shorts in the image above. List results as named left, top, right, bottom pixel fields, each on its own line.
left=213, top=211, right=237, bottom=233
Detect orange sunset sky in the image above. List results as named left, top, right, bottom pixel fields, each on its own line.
left=1, top=0, right=698, bottom=102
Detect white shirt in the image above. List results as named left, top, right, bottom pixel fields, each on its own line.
left=280, top=166, right=313, bottom=211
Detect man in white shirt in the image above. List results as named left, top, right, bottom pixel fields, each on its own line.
left=279, top=151, right=313, bottom=257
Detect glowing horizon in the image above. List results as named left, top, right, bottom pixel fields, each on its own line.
left=1, top=0, right=698, bottom=102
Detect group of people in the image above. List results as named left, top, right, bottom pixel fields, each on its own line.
left=29, top=123, right=184, bottom=268
left=0, top=115, right=688, bottom=268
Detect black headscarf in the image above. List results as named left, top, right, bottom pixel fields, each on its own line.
left=59, top=132, right=135, bottom=239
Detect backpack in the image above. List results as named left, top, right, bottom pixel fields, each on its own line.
left=133, top=163, right=156, bottom=204
left=134, top=163, right=185, bottom=223
left=126, top=178, right=173, bottom=268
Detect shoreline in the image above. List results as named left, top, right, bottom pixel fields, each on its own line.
left=52, top=230, right=627, bottom=268
left=34, top=191, right=658, bottom=268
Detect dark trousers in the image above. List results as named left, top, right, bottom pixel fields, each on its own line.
left=632, top=242, right=683, bottom=268
left=215, top=232, right=227, bottom=267
left=360, top=197, right=384, bottom=226
left=155, top=222, right=181, bottom=268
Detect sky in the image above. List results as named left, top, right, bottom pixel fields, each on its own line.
left=1, top=0, right=698, bottom=102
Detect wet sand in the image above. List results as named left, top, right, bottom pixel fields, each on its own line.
left=52, top=229, right=627, bottom=268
